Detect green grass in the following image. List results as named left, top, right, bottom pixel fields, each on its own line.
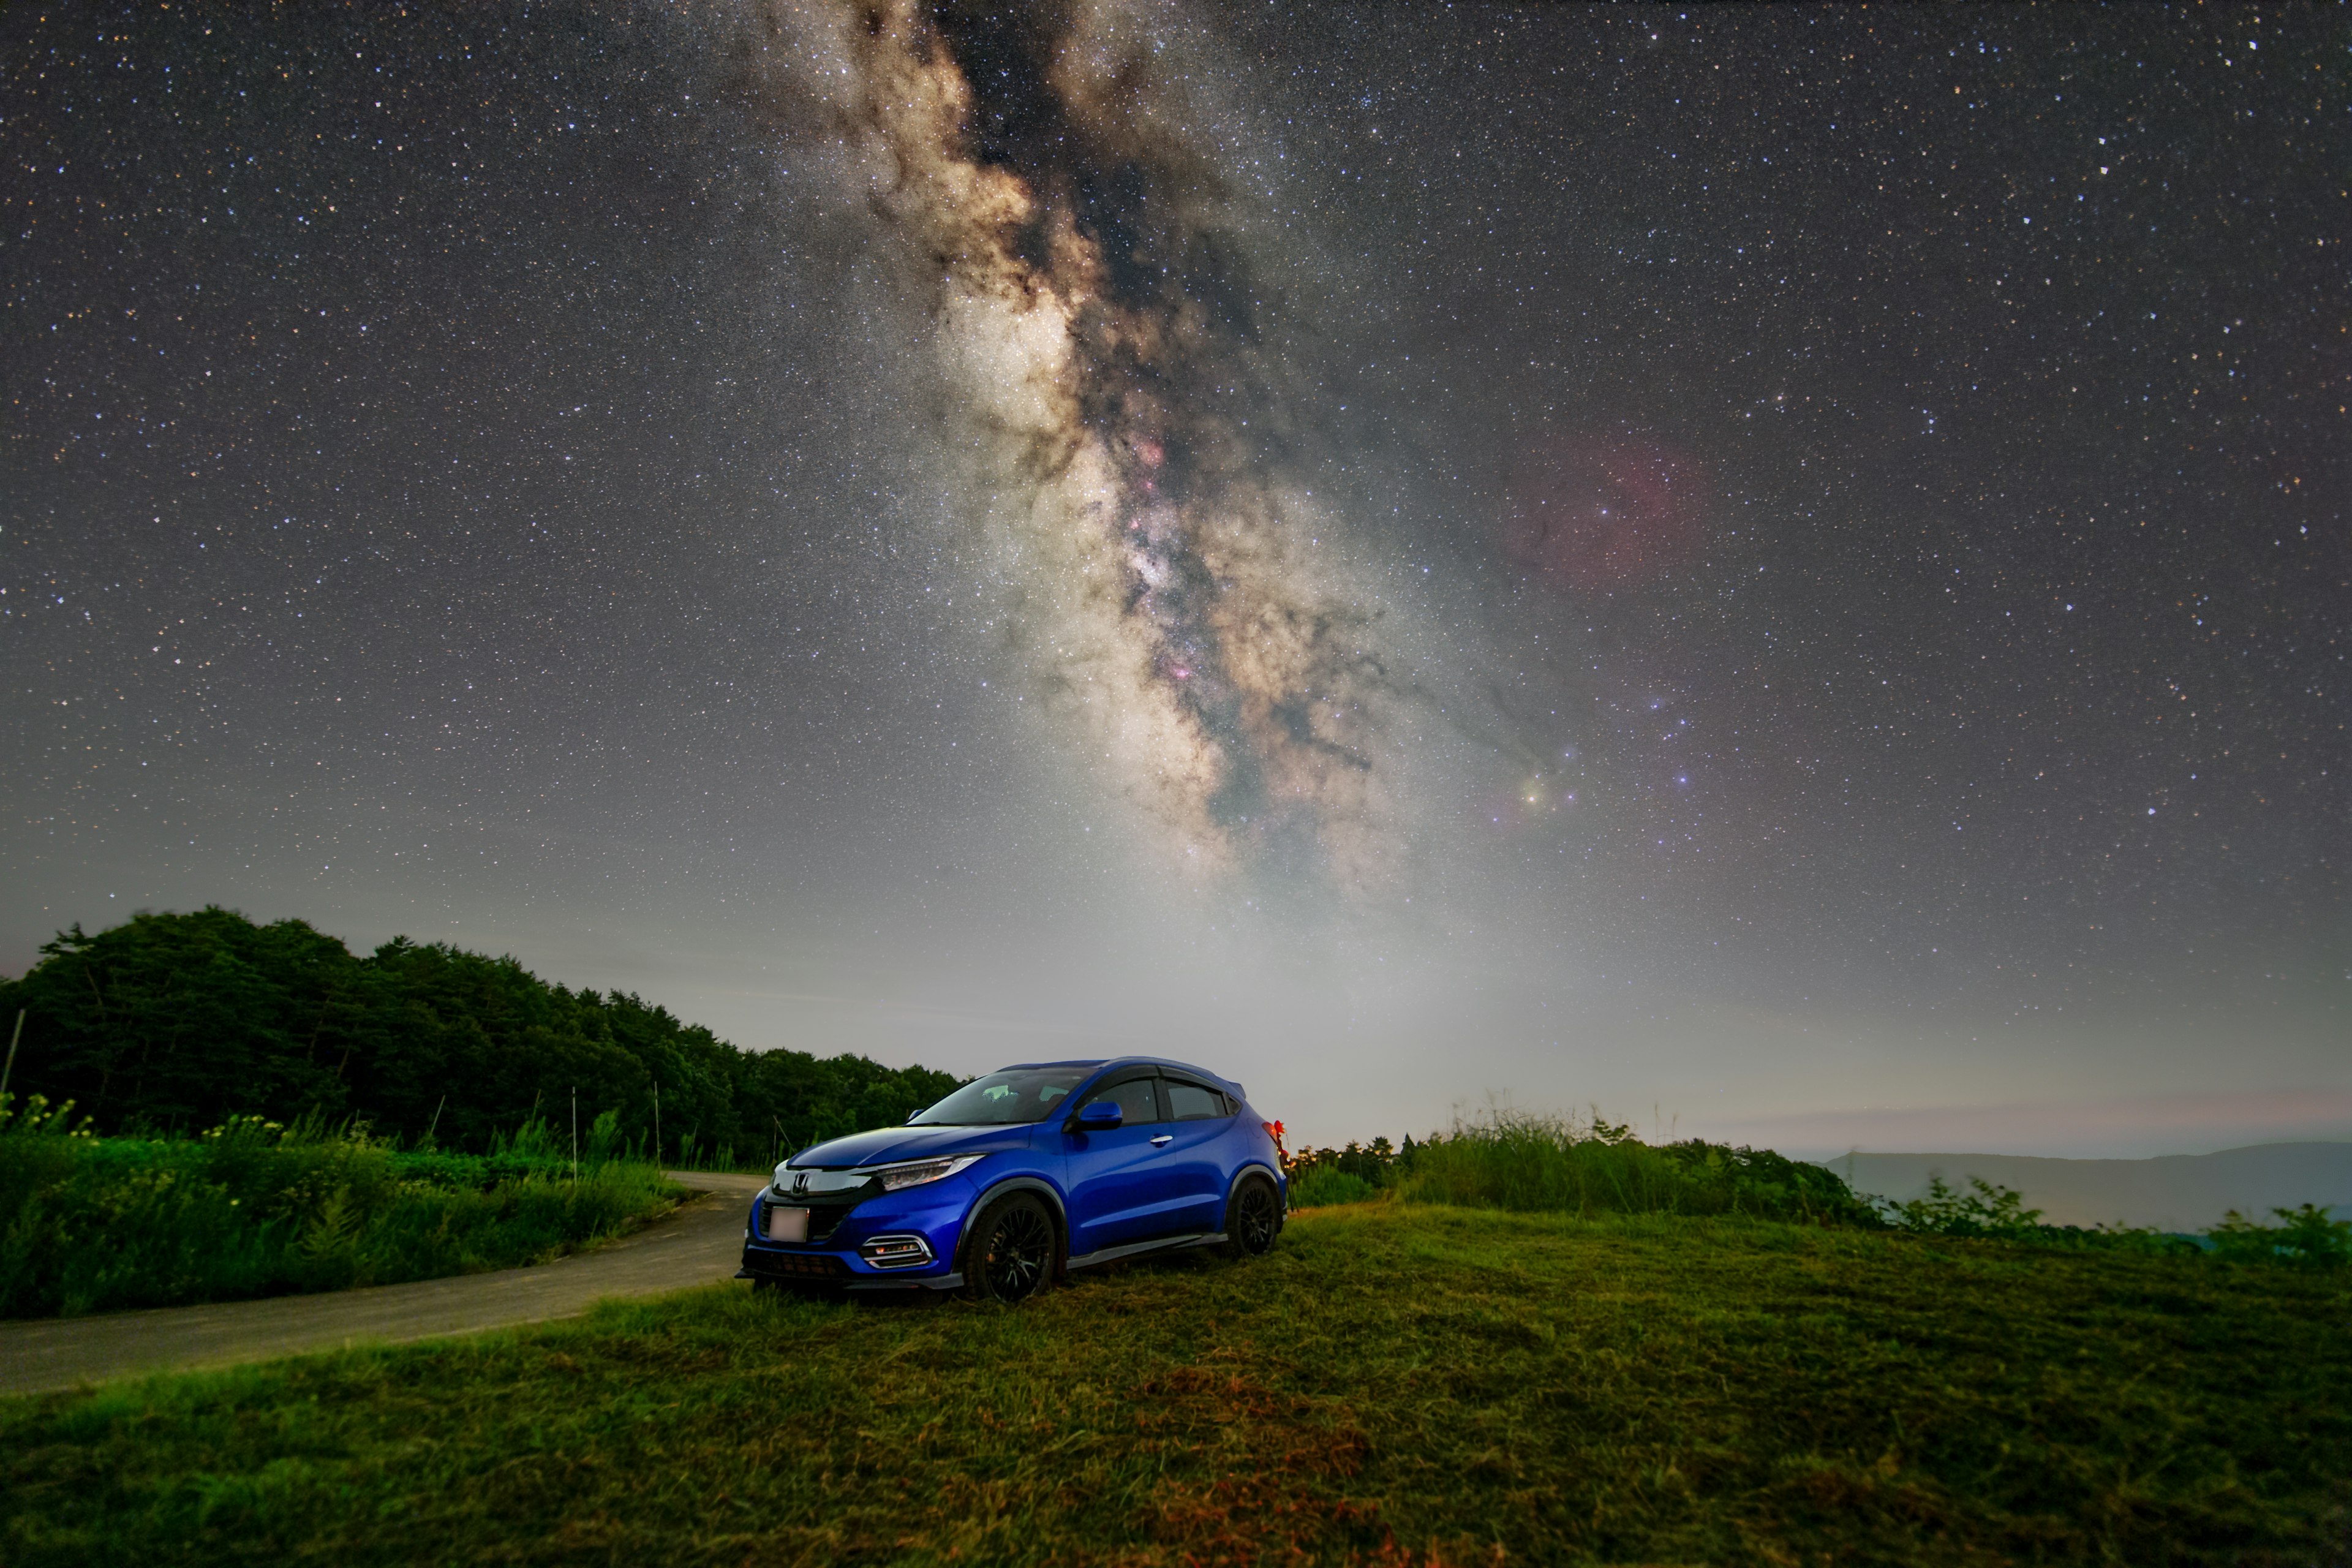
left=4, top=1201, right=2346, bottom=1566
left=0, top=1101, right=686, bottom=1317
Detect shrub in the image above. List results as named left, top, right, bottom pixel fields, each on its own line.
left=1283, top=1136, right=1414, bottom=1203
left=1396, top=1109, right=1884, bottom=1226
left=1878, top=1174, right=2048, bottom=1239
left=1287, top=1167, right=1376, bottom=1209
left=1869, top=1175, right=2352, bottom=1260
left=2208, top=1204, right=2351, bottom=1267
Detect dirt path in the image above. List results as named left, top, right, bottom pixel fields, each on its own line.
left=0, top=1171, right=764, bottom=1400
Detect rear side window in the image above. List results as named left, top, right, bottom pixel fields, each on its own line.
left=1164, top=1079, right=1227, bottom=1122
left=1077, top=1074, right=1161, bottom=1126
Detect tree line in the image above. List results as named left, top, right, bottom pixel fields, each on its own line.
left=0, top=907, right=963, bottom=1164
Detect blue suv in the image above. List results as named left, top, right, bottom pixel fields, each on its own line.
left=736, top=1057, right=1286, bottom=1302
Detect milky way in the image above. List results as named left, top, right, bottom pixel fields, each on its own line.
left=745, top=0, right=1399, bottom=888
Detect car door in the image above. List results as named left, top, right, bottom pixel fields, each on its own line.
left=1060, top=1072, right=1177, bottom=1254
left=1155, top=1076, right=1235, bottom=1234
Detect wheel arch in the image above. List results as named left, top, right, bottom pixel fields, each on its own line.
left=954, top=1175, right=1070, bottom=1276
left=1225, top=1159, right=1287, bottom=1214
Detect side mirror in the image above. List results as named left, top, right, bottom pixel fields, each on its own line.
left=1075, top=1100, right=1123, bottom=1133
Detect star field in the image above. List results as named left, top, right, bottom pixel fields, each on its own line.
left=3, top=4, right=2343, bottom=1153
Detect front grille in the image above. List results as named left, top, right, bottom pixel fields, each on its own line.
left=752, top=1251, right=848, bottom=1280
left=756, top=1196, right=858, bottom=1246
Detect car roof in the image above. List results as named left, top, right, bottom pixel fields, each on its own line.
left=998, top=1055, right=1243, bottom=1097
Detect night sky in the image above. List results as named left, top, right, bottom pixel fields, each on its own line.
left=6, top=3, right=2345, bottom=1156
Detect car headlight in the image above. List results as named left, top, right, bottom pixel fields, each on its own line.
left=869, top=1153, right=986, bottom=1191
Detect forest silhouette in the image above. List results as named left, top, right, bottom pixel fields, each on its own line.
left=0, top=908, right=959, bottom=1164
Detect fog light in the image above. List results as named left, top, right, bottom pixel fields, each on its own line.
left=859, top=1234, right=933, bottom=1269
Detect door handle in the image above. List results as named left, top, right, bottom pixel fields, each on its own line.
left=1150, top=1134, right=1173, bottom=1147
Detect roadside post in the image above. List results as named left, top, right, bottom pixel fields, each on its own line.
left=0, top=1009, right=21, bottom=1103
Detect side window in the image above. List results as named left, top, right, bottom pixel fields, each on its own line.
left=1164, top=1079, right=1226, bottom=1122
left=1077, top=1074, right=1161, bottom=1126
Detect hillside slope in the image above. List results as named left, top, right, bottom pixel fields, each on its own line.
left=3, top=1204, right=2345, bottom=1566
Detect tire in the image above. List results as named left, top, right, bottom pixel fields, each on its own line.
left=1223, top=1174, right=1283, bottom=1259
left=963, top=1191, right=1057, bottom=1303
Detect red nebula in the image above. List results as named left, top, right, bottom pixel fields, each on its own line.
left=1501, top=430, right=1709, bottom=592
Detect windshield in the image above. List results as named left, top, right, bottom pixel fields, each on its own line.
left=910, top=1067, right=1095, bottom=1126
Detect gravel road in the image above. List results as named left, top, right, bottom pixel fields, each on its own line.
left=0, top=1171, right=764, bottom=1399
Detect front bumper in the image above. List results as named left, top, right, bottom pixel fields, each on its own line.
left=738, top=1177, right=975, bottom=1292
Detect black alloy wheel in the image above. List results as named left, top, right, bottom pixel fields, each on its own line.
left=1224, top=1175, right=1283, bottom=1258
left=967, top=1192, right=1055, bottom=1303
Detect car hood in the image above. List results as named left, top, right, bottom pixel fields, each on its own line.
left=789, top=1123, right=1035, bottom=1169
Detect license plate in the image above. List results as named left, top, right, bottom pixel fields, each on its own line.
left=765, top=1205, right=809, bottom=1243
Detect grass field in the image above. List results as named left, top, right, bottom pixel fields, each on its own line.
left=4, top=1200, right=2345, bottom=1566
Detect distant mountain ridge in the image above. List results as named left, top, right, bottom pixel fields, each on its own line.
left=1818, top=1142, right=2352, bottom=1232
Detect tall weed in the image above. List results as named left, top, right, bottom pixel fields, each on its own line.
left=0, top=1096, right=682, bottom=1318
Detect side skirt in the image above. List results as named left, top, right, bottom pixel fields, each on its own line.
left=1065, top=1232, right=1228, bottom=1272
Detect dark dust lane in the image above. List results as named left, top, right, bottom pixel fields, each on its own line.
left=0, top=1172, right=765, bottom=1400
